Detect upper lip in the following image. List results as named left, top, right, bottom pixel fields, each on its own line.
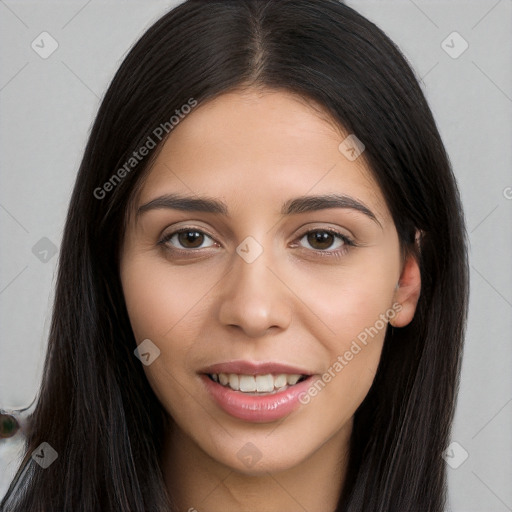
left=199, top=360, right=312, bottom=376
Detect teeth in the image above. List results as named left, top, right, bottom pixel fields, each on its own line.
left=210, top=373, right=306, bottom=393
left=274, top=374, right=287, bottom=388
left=286, top=374, right=301, bottom=385
left=239, top=375, right=256, bottom=392
left=256, top=374, right=274, bottom=392
left=228, top=373, right=239, bottom=390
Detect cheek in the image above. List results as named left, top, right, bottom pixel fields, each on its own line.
left=120, top=258, right=199, bottom=418
left=120, top=255, right=211, bottom=342
left=286, top=251, right=396, bottom=413
left=120, top=255, right=216, bottom=414
left=297, top=299, right=388, bottom=437
left=286, top=255, right=397, bottom=346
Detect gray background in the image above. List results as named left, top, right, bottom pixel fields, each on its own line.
left=0, top=1, right=511, bottom=510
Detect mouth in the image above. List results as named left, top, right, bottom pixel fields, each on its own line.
left=199, top=360, right=315, bottom=423
left=206, top=372, right=309, bottom=395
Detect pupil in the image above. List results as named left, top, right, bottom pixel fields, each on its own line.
left=308, top=231, right=333, bottom=250
left=179, top=231, right=203, bottom=248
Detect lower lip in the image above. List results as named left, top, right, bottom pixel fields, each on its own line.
left=201, top=374, right=314, bottom=423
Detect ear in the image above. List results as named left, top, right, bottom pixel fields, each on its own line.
left=390, top=250, right=421, bottom=328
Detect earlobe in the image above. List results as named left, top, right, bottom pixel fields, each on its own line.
left=390, top=250, right=421, bottom=328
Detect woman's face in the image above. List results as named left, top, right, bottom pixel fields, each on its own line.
left=120, top=88, right=420, bottom=475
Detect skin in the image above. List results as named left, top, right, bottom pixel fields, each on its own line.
left=119, top=88, right=421, bottom=512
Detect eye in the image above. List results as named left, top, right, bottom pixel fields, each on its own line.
left=159, top=228, right=218, bottom=251
left=158, top=226, right=355, bottom=258
left=295, top=228, right=355, bottom=256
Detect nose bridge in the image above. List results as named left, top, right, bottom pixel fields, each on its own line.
left=217, top=236, right=292, bottom=336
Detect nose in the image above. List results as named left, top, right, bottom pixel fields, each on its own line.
left=216, top=245, right=293, bottom=338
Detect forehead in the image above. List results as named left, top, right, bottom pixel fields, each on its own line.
left=132, top=88, right=390, bottom=223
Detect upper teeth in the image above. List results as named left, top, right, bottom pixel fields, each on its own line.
left=210, top=373, right=304, bottom=392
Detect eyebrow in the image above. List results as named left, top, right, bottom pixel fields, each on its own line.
left=136, top=193, right=381, bottom=227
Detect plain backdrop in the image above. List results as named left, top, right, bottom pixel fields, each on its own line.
left=0, top=1, right=511, bottom=510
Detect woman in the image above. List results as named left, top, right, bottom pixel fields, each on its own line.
left=0, top=0, right=469, bottom=510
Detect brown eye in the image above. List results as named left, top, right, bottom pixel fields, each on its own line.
left=160, top=228, right=217, bottom=251
left=177, top=230, right=205, bottom=248
left=300, top=229, right=350, bottom=252
left=306, top=231, right=337, bottom=250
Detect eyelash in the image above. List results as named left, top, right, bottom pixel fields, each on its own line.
left=158, top=226, right=356, bottom=260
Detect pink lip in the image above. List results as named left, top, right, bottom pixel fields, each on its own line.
left=199, top=360, right=312, bottom=376
left=200, top=373, right=315, bottom=423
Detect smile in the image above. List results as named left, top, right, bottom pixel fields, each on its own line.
left=200, top=360, right=315, bottom=423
